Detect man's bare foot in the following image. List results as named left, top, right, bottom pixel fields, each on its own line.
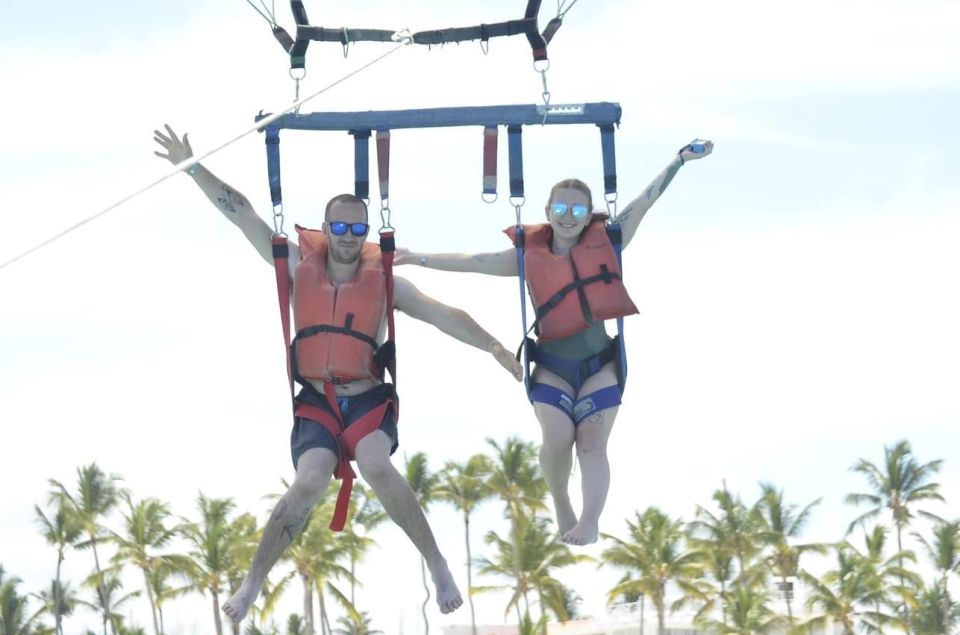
left=222, top=579, right=260, bottom=623
left=431, top=563, right=463, bottom=614
left=561, top=519, right=598, bottom=546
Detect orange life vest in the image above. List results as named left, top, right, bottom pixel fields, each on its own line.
left=504, top=218, right=638, bottom=342
left=292, top=227, right=387, bottom=382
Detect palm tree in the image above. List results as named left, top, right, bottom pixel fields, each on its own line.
left=477, top=512, right=587, bottom=630
left=331, top=611, right=382, bottom=635
left=181, top=494, right=237, bottom=635
left=695, top=583, right=784, bottom=635
left=147, top=562, right=192, bottom=635
left=286, top=614, right=305, bottom=635
left=50, top=464, right=122, bottom=635
left=485, top=437, right=548, bottom=626
left=404, top=452, right=440, bottom=635
left=1, top=565, right=47, bottom=635
left=851, top=525, right=921, bottom=634
left=109, top=493, right=189, bottom=635
left=225, top=513, right=261, bottom=635
left=30, top=580, right=79, bottom=635
left=686, top=528, right=735, bottom=628
left=690, top=484, right=762, bottom=584
left=910, top=580, right=959, bottom=635
left=754, top=483, right=825, bottom=622
left=800, top=543, right=903, bottom=635
left=913, top=519, right=960, bottom=632
left=846, top=440, right=944, bottom=625
left=435, top=454, right=494, bottom=635
left=81, top=572, right=141, bottom=635
left=601, top=507, right=705, bottom=635
left=345, top=483, right=386, bottom=609
left=34, top=493, right=83, bottom=635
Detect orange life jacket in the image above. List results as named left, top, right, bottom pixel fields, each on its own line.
left=504, top=218, right=638, bottom=341
left=292, top=226, right=387, bottom=382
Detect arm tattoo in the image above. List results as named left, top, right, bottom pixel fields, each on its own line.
left=217, top=185, right=246, bottom=214
left=646, top=162, right=682, bottom=201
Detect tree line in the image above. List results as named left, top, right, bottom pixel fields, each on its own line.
left=1, top=438, right=958, bottom=635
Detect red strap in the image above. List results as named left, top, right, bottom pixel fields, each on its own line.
left=296, top=395, right=393, bottom=532
left=376, top=130, right=390, bottom=202
left=483, top=127, right=498, bottom=196
left=322, top=381, right=355, bottom=531
left=380, top=231, right=397, bottom=385
left=272, top=237, right=294, bottom=400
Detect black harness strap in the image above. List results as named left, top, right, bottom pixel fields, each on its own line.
left=532, top=267, right=621, bottom=331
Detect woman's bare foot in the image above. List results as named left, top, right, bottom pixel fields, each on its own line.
left=561, top=519, right=599, bottom=546
left=431, top=562, right=463, bottom=614
left=221, top=579, right=260, bottom=623
left=554, top=498, right=578, bottom=536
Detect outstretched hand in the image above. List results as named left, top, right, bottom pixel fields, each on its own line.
left=393, top=247, right=417, bottom=266
left=492, top=342, right=523, bottom=382
left=153, top=124, right=194, bottom=167
left=678, top=138, right=714, bottom=163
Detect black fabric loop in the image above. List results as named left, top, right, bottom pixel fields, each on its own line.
left=295, top=324, right=378, bottom=351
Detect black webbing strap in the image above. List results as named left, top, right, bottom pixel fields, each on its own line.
left=378, top=231, right=397, bottom=387
left=533, top=267, right=621, bottom=323
left=293, top=320, right=380, bottom=351
left=289, top=0, right=310, bottom=69
left=523, top=0, right=548, bottom=61
left=507, top=125, right=524, bottom=199
left=277, top=0, right=552, bottom=68
left=351, top=130, right=371, bottom=201
left=297, top=26, right=397, bottom=43
left=607, top=222, right=628, bottom=389
left=272, top=25, right=296, bottom=52
left=413, top=18, right=537, bottom=45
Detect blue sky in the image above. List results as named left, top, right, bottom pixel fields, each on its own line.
left=1, top=0, right=959, bottom=633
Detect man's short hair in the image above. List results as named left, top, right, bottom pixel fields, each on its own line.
left=325, top=194, right=369, bottom=221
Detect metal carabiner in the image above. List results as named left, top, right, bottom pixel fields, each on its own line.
left=379, top=205, right=395, bottom=232
left=510, top=196, right=526, bottom=226
left=604, top=192, right=618, bottom=217
left=272, top=203, right=287, bottom=237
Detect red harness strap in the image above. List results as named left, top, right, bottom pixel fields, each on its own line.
left=293, top=390, right=394, bottom=531
left=271, top=232, right=398, bottom=531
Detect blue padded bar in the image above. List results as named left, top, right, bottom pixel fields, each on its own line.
left=257, top=103, right=621, bottom=132
left=599, top=123, right=617, bottom=195
left=507, top=125, right=524, bottom=198
left=351, top=130, right=371, bottom=200
left=265, top=127, right=282, bottom=207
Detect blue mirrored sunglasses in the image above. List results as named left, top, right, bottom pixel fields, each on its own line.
left=329, top=222, right=369, bottom=236
left=551, top=202, right=589, bottom=220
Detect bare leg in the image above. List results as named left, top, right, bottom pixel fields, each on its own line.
left=531, top=366, right=578, bottom=535
left=222, top=447, right=337, bottom=623
left=562, top=363, right=619, bottom=546
left=355, top=431, right=463, bottom=614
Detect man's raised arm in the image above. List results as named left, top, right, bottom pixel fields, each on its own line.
left=153, top=124, right=295, bottom=266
